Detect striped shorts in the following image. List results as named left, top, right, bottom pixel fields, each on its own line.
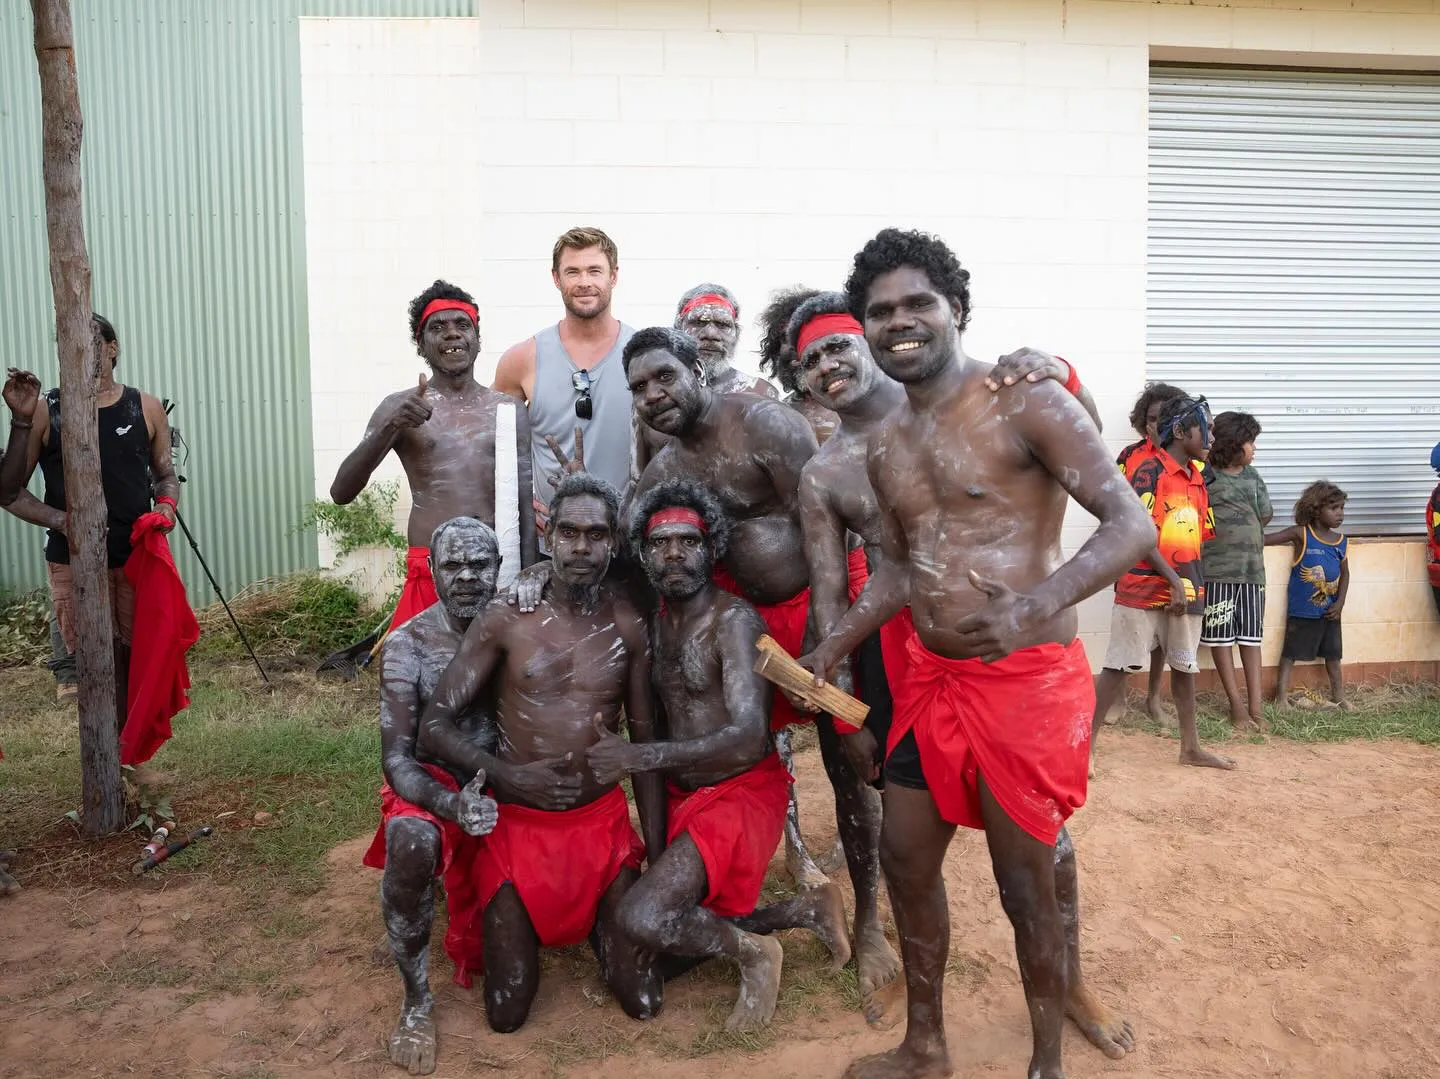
left=1199, top=581, right=1264, bottom=647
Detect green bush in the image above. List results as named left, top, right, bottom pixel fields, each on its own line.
left=0, top=589, right=50, bottom=669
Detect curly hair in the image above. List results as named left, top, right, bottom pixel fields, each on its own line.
left=843, top=228, right=971, bottom=330
left=549, top=473, right=621, bottom=533
left=627, top=478, right=733, bottom=564
left=1207, top=411, right=1261, bottom=470
left=1293, top=480, right=1347, bottom=527
left=407, top=280, right=477, bottom=350
left=784, top=291, right=852, bottom=358
left=1127, top=382, right=1186, bottom=438
left=756, top=286, right=820, bottom=396
left=621, top=326, right=700, bottom=378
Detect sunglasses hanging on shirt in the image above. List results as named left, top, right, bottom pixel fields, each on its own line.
left=572, top=369, right=593, bottom=420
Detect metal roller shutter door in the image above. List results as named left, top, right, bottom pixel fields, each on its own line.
left=1148, top=65, right=1440, bottom=534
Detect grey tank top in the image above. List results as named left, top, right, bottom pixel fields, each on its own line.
left=530, top=321, right=636, bottom=507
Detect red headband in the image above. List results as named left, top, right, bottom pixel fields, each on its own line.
left=795, top=312, right=864, bottom=360
left=680, top=293, right=737, bottom=319
left=417, top=298, right=479, bottom=339
left=646, top=507, right=706, bottom=536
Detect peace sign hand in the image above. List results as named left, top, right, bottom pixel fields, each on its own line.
left=545, top=425, right=587, bottom=489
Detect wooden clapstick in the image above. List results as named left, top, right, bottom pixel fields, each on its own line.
left=753, top=634, right=869, bottom=727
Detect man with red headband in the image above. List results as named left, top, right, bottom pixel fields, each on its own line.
left=804, top=230, right=1151, bottom=1079
left=332, top=280, right=537, bottom=636
left=419, top=473, right=661, bottom=1033
left=786, top=290, right=1108, bottom=1030
left=587, top=479, right=850, bottom=1033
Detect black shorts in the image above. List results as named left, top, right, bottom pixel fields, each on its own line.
left=851, top=629, right=893, bottom=790
left=1281, top=616, right=1342, bottom=662
left=883, top=728, right=927, bottom=791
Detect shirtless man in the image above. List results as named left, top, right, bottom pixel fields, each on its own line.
left=493, top=227, right=636, bottom=530
left=332, top=280, right=536, bottom=633
left=361, top=517, right=503, bottom=1075
left=588, top=480, right=849, bottom=1031
left=419, top=474, right=660, bottom=1032
left=805, top=229, right=1153, bottom=1079
left=756, top=286, right=839, bottom=446
left=623, top=327, right=887, bottom=985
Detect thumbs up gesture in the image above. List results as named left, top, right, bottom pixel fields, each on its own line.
left=586, top=712, right=641, bottom=786
left=456, top=769, right=499, bottom=837
left=952, top=570, right=1045, bottom=663
left=383, top=373, right=434, bottom=433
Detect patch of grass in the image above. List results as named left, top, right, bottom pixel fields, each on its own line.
left=0, top=587, right=50, bottom=668
left=193, top=572, right=380, bottom=662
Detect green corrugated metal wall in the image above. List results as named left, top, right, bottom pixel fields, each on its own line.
left=0, top=0, right=472, bottom=596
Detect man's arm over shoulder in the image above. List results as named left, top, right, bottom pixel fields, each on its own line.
left=1011, top=380, right=1155, bottom=615
left=492, top=338, right=536, bottom=404
left=417, top=602, right=511, bottom=778
left=510, top=398, right=539, bottom=565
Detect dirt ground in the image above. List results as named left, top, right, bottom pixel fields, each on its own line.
left=3, top=729, right=1438, bottom=1079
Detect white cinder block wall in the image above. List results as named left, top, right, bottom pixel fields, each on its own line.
left=300, top=0, right=1440, bottom=665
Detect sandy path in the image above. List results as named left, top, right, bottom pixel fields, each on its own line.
left=2, top=729, right=1437, bottom=1078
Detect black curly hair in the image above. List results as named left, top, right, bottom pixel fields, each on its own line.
left=548, top=473, right=621, bottom=533
left=621, top=326, right=700, bottom=378
left=407, top=280, right=477, bottom=351
left=843, top=228, right=971, bottom=330
left=1127, top=382, right=1186, bottom=438
left=784, top=291, right=852, bottom=359
left=1207, top=411, right=1261, bottom=470
left=756, top=286, right=820, bottom=396
left=627, top=478, right=733, bottom=564
left=1293, top=480, right=1347, bottom=527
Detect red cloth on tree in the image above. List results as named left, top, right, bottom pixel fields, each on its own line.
left=665, top=753, right=792, bottom=917
left=711, top=548, right=866, bottom=731
left=120, top=512, right=198, bottom=766
left=889, top=634, right=1093, bottom=845
left=362, top=763, right=487, bottom=987
left=387, top=546, right=438, bottom=635
left=474, top=785, right=644, bottom=949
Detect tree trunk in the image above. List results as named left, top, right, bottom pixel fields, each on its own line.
left=31, top=0, right=124, bottom=838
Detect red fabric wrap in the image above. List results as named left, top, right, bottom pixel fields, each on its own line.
left=388, top=547, right=439, bottom=635
left=362, top=763, right=487, bottom=987
left=711, top=566, right=810, bottom=730
left=890, top=635, right=1093, bottom=845
left=878, top=608, right=917, bottom=750
left=475, top=785, right=644, bottom=949
left=829, top=547, right=877, bottom=735
left=417, top=298, right=478, bottom=337
left=795, top=312, right=864, bottom=360
left=666, top=753, right=792, bottom=917
left=680, top=292, right=736, bottom=318
left=154, top=495, right=177, bottom=510
left=646, top=507, right=706, bottom=536
left=121, top=513, right=199, bottom=765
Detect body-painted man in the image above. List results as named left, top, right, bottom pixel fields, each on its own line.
left=332, top=281, right=537, bottom=635
left=756, top=286, right=839, bottom=447
left=362, top=517, right=504, bottom=1075
left=633, top=284, right=780, bottom=479
left=420, top=474, right=661, bottom=1032
left=589, top=480, right=850, bottom=1032
left=805, top=229, right=1153, bottom=1079
left=786, top=290, right=1102, bottom=1024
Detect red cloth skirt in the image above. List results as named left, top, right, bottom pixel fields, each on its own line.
left=474, top=785, right=644, bottom=949
left=889, top=636, right=1093, bottom=845
left=666, top=753, right=792, bottom=917
left=362, top=763, right=487, bottom=987
left=712, top=548, right=867, bottom=731
left=388, top=546, right=439, bottom=635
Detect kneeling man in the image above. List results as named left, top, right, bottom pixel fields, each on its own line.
left=421, top=474, right=662, bottom=1032
left=362, top=517, right=504, bottom=1075
left=589, top=480, right=850, bottom=1033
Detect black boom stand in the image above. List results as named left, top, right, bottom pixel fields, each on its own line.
left=162, top=401, right=269, bottom=684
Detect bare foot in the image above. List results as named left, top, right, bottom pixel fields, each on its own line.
left=1336, top=698, right=1354, bottom=713
left=1067, top=982, right=1135, bottom=1059
left=806, top=883, right=852, bottom=971
left=1145, top=695, right=1178, bottom=728
left=389, top=998, right=437, bottom=1075
left=843, top=1043, right=954, bottom=1079
left=855, top=919, right=902, bottom=1028
left=1233, top=715, right=1262, bottom=735
left=785, top=835, right=831, bottom=891
left=817, top=834, right=847, bottom=875
left=1180, top=746, right=1236, bottom=770
left=726, top=934, right=783, bottom=1032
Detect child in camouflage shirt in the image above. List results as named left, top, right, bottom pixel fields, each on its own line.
left=1200, top=412, right=1273, bottom=730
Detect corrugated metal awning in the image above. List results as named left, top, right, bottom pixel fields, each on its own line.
left=1148, top=65, right=1440, bottom=535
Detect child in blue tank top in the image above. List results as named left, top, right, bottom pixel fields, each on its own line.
left=1264, top=481, right=1349, bottom=710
